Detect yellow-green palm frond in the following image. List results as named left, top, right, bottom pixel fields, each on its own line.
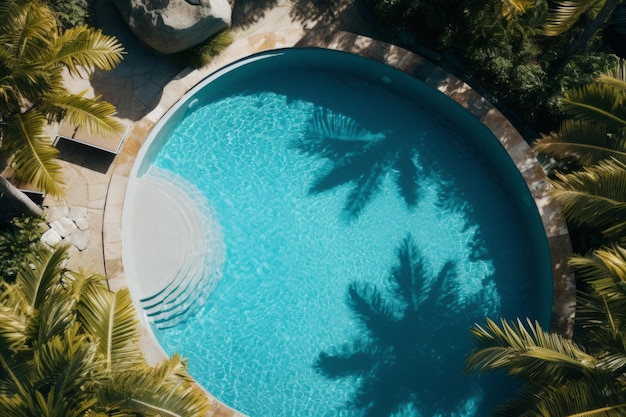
left=0, top=2, right=56, bottom=62
left=495, top=376, right=626, bottom=417
left=561, top=82, right=626, bottom=133
left=15, top=245, right=68, bottom=312
left=544, top=0, right=601, bottom=36
left=597, top=61, right=626, bottom=88
left=107, top=354, right=211, bottom=417
left=32, top=325, right=103, bottom=416
left=502, top=0, right=535, bottom=20
left=466, top=318, right=597, bottom=383
left=53, top=26, right=124, bottom=77
left=0, top=304, right=28, bottom=355
left=571, top=246, right=626, bottom=356
left=2, top=110, right=64, bottom=196
left=28, top=284, right=76, bottom=348
left=533, top=120, right=626, bottom=166
left=74, top=275, right=143, bottom=370
left=42, top=93, right=123, bottom=139
left=551, top=158, right=626, bottom=242
left=571, top=245, right=626, bottom=290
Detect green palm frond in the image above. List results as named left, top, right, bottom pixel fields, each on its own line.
left=544, top=0, right=600, bottom=36
left=502, top=0, right=535, bottom=19
left=494, top=376, right=626, bottom=417
left=2, top=3, right=55, bottom=61
left=533, top=120, right=626, bottom=166
left=466, top=318, right=597, bottom=383
left=0, top=304, right=32, bottom=389
left=0, top=305, right=27, bottom=354
left=53, top=25, right=124, bottom=76
left=105, top=354, right=211, bottom=417
left=2, top=111, right=64, bottom=196
left=561, top=83, right=626, bottom=133
left=28, top=285, right=76, bottom=347
left=41, top=93, right=123, bottom=138
left=32, top=325, right=102, bottom=416
left=570, top=246, right=626, bottom=360
left=571, top=245, right=626, bottom=294
left=597, top=62, right=626, bottom=89
left=550, top=158, right=626, bottom=242
left=74, top=275, right=143, bottom=370
left=15, top=245, right=67, bottom=312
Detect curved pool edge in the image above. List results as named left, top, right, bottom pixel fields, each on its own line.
left=102, top=29, right=575, bottom=416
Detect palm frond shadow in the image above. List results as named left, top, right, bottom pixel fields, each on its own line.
left=315, top=235, right=497, bottom=416
left=292, top=107, right=420, bottom=220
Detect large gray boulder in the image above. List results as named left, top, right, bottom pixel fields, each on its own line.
left=112, top=0, right=232, bottom=54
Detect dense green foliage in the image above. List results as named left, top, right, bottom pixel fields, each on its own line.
left=362, top=0, right=617, bottom=130
left=175, top=30, right=234, bottom=69
left=44, top=0, right=88, bottom=29
left=0, top=215, right=45, bottom=282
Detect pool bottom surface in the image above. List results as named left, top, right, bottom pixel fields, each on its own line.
left=133, top=49, right=551, bottom=417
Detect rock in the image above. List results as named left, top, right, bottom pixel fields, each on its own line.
left=68, top=206, right=88, bottom=221
left=49, top=217, right=77, bottom=238
left=46, top=206, right=69, bottom=223
left=112, top=0, right=232, bottom=54
left=75, top=217, right=89, bottom=231
left=69, top=229, right=91, bottom=251
left=41, top=229, right=62, bottom=246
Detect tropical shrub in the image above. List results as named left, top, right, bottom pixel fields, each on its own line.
left=45, top=0, right=89, bottom=29
left=175, top=30, right=234, bottom=69
left=466, top=244, right=626, bottom=416
left=362, top=0, right=617, bottom=130
left=0, top=215, right=45, bottom=282
left=533, top=62, right=626, bottom=251
left=0, top=245, right=212, bottom=416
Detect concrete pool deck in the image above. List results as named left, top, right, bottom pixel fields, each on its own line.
left=44, top=0, right=574, bottom=415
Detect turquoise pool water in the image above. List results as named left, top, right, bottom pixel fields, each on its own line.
left=136, top=49, right=552, bottom=416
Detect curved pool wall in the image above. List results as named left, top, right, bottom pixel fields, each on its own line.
left=118, top=31, right=575, bottom=416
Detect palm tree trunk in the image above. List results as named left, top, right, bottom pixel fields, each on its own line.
left=0, top=175, right=43, bottom=217
left=567, top=0, right=622, bottom=58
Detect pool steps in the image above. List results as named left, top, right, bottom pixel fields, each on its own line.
left=136, top=169, right=224, bottom=329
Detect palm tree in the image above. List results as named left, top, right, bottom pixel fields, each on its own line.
left=465, top=318, right=626, bottom=416
left=544, top=0, right=623, bottom=59
left=315, top=235, right=497, bottom=416
left=0, top=0, right=124, bottom=216
left=533, top=62, right=626, bottom=168
left=0, top=244, right=211, bottom=416
left=549, top=158, right=626, bottom=247
left=533, top=64, right=626, bottom=249
left=293, top=108, right=420, bottom=220
left=466, top=244, right=626, bottom=416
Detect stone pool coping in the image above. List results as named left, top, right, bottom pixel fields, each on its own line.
left=102, top=29, right=575, bottom=415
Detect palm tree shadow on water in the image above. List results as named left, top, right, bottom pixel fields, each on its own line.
left=291, top=107, right=420, bottom=220
left=314, top=235, right=497, bottom=416
left=292, top=106, right=541, bottom=320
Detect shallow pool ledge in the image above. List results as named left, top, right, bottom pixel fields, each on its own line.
left=101, top=29, right=575, bottom=415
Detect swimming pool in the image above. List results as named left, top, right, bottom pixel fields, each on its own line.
left=123, top=48, right=553, bottom=417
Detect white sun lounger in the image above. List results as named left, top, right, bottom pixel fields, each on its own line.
left=53, top=119, right=130, bottom=154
